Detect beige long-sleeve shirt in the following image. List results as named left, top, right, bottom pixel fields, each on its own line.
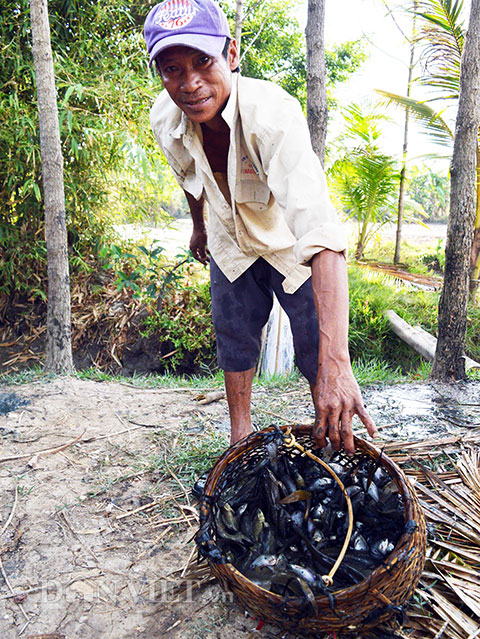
left=150, top=74, right=347, bottom=293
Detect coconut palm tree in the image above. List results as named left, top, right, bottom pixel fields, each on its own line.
left=378, top=0, right=480, bottom=292
left=329, top=104, right=402, bottom=259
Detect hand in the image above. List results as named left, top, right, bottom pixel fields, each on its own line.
left=190, top=228, right=209, bottom=265
left=312, top=360, right=378, bottom=455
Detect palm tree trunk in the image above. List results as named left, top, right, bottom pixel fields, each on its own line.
left=431, top=0, right=480, bottom=381
left=30, top=0, right=73, bottom=374
left=394, top=0, right=417, bottom=265
left=306, top=0, right=327, bottom=166
left=355, top=216, right=369, bottom=260
left=469, top=148, right=480, bottom=294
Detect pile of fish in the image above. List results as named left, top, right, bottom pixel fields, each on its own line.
left=196, top=431, right=408, bottom=605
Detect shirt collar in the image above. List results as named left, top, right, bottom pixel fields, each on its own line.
left=221, top=72, right=239, bottom=128
left=171, top=111, right=190, bottom=140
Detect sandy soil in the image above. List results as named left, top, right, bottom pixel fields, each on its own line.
left=0, top=377, right=315, bottom=639
left=1, top=376, right=479, bottom=639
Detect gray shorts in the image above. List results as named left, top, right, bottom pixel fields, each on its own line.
left=210, top=258, right=319, bottom=384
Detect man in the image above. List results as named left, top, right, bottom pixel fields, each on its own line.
left=144, top=0, right=378, bottom=453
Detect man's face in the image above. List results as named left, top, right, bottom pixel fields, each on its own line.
left=156, top=42, right=239, bottom=126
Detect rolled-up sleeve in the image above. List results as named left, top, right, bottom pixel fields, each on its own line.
left=257, top=98, right=347, bottom=265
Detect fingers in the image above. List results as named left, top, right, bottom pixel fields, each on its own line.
left=327, top=410, right=342, bottom=451
left=357, top=405, right=378, bottom=440
left=341, top=411, right=355, bottom=455
left=191, top=246, right=210, bottom=264
left=313, top=414, right=328, bottom=449
left=189, top=230, right=209, bottom=264
left=314, top=409, right=342, bottom=452
left=313, top=405, right=376, bottom=454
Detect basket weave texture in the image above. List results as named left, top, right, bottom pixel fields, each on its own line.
left=196, top=424, right=426, bottom=634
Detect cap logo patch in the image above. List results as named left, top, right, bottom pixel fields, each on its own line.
left=155, top=0, right=198, bottom=30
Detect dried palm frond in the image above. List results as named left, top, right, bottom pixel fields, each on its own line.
left=417, top=585, right=479, bottom=638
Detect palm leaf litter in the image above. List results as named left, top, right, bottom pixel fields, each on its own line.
left=369, top=427, right=480, bottom=639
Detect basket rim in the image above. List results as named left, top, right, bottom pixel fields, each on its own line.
left=202, top=423, right=425, bottom=602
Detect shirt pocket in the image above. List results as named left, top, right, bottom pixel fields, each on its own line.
left=164, top=142, right=193, bottom=178
left=235, top=180, right=271, bottom=213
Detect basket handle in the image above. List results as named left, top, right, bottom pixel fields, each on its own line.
left=283, top=427, right=354, bottom=587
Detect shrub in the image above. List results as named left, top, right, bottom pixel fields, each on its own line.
left=141, top=281, right=216, bottom=374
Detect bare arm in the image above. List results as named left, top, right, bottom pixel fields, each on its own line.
left=184, top=190, right=209, bottom=265
left=311, top=249, right=378, bottom=454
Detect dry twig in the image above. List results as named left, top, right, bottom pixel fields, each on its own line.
left=0, top=431, right=85, bottom=464
left=128, top=526, right=173, bottom=569
left=0, top=484, right=18, bottom=537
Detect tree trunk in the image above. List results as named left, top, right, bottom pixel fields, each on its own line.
left=470, top=148, right=480, bottom=293
left=235, top=0, right=244, bottom=53
left=394, top=0, right=417, bottom=265
left=385, top=310, right=480, bottom=370
left=306, top=0, right=327, bottom=166
left=431, top=0, right=480, bottom=381
left=30, top=0, right=73, bottom=374
left=354, top=215, right=370, bottom=260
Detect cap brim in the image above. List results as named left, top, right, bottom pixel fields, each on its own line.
left=149, top=34, right=226, bottom=66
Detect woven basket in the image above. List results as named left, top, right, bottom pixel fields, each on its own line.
left=196, top=424, right=426, bottom=634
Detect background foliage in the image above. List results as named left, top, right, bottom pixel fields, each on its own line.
left=407, top=164, right=450, bottom=222
left=348, top=264, right=480, bottom=370
left=1, top=0, right=367, bottom=302
left=221, top=0, right=366, bottom=109
left=0, top=0, right=176, bottom=297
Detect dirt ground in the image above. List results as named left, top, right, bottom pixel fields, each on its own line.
left=1, top=376, right=479, bottom=639
left=0, top=376, right=317, bottom=639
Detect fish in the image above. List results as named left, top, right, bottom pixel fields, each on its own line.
left=308, top=477, right=333, bottom=492
left=286, top=563, right=318, bottom=589
left=351, top=531, right=369, bottom=552
left=279, top=490, right=312, bottom=505
left=270, top=573, right=318, bottom=615
left=200, top=432, right=405, bottom=598
left=258, top=522, right=276, bottom=554
left=311, top=502, right=326, bottom=523
left=216, top=517, right=252, bottom=545
left=220, top=503, right=238, bottom=531
left=253, top=508, right=266, bottom=541
left=371, top=538, right=394, bottom=559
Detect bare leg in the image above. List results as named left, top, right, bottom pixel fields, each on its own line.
left=309, top=379, right=319, bottom=426
left=224, top=368, right=256, bottom=445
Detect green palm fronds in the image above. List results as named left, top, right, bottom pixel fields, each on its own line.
left=415, top=0, right=464, bottom=98
left=329, top=103, right=429, bottom=259
left=376, top=90, right=454, bottom=146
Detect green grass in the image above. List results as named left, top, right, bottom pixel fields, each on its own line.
left=152, top=427, right=229, bottom=484
left=0, top=365, right=46, bottom=385
left=74, top=367, right=226, bottom=389
left=362, top=236, right=442, bottom=276
left=351, top=357, right=403, bottom=385
left=2, top=252, right=479, bottom=388
left=348, top=263, right=480, bottom=368
left=0, top=364, right=300, bottom=390
left=1, top=353, right=477, bottom=391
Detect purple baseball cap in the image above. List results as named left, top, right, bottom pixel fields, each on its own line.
left=144, top=0, right=231, bottom=66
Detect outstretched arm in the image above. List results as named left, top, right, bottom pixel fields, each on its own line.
left=311, top=249, right=378, bottom=454
left=184, top=190, right=209, bottom=264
